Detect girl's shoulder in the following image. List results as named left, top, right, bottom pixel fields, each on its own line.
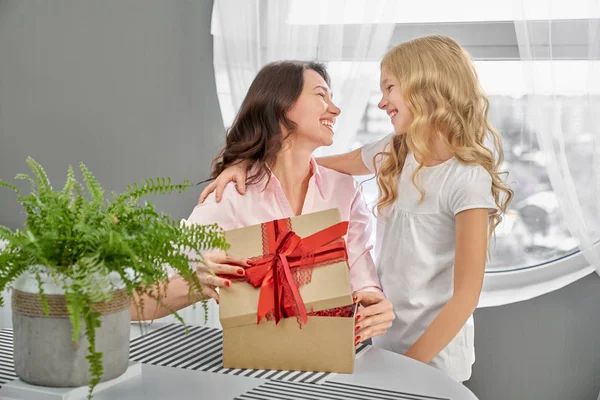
left=449, top=162, right=492, bottom=185
left=444, top=162, right=496, bottom=215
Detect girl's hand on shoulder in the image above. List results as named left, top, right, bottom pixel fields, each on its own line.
left=198, top=160, right=250, bottom=204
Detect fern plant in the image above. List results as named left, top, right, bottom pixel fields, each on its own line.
left=0, top=158, right=228, bottom=398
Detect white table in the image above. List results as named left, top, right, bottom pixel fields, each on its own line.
left=0, top=322, right=478, bottom=400
left=91, top=323, right=478, bottom=400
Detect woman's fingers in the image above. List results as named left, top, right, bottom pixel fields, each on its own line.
left=355, top=313, right=393, bottom=338
left=200, top=272, right=231, bottom=288
left=198, top=254, right=249, bottom=276
left=223, top=254, right=250, bottom=267
left=201, top=285, right=220, bottom=303
left=356, top=299, right=393, bottom=323
left=356, top=327, right=390, bottom=344
left=211, top=263, right=246, bottom=276
left=354, top=296, right=395, bottom=343
left=204, top=252, right=249, bottom=266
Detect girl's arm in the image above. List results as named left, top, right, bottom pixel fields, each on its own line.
left=316, top=148, right=372, bottom=176
left=404, top=208, right=488, bottom=363
left=198, top=147, right=373, bottom=204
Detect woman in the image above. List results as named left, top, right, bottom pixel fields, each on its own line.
left=132, top=60, right=394, bottom=344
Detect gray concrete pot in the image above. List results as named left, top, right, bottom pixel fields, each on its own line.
left=11, top=270, right=131, bottom=387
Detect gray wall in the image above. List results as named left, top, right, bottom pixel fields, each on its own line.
left=1, top=1, right=599, bottom=400
left=0, top=0, right=224, bottom=229
left=466, top=272, right=600, bottom=400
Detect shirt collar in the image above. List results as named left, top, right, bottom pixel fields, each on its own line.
left=253, top=158, right=325, bottom=198
left=309, top=157, right=325, bottom=198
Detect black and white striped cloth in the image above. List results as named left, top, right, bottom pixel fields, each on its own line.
left=0, top=324, right=372, bottom=388
left=235, top=380, right=451, bottom=400
left=130, top=323, right=370, bottom=384
left=0, top=329, right=18, bottom=387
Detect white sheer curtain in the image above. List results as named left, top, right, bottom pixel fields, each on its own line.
left=513, top=0, right=600, bottom=279
left=211, top=0, right=399, bottom=155
left=200, top=0, right=398, bottom=326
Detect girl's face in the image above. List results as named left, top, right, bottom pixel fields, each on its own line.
left=378, top=67, right=412, bottom=134
left=287, top=69, right=341, bottom=149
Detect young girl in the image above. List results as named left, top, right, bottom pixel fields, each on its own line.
left=200, top=35, right=513, bottom=382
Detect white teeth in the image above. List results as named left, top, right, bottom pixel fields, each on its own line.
left=389, top=111, right=397, bottom=119
left=321, top=120, right=334, bottom=128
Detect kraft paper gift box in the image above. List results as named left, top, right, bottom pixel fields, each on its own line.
left=219, top=208, right=357, bottom=373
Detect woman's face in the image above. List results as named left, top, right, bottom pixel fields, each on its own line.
left=378, top=67, right=412, bottom=134
left=286, top=69, right=341, bottom=149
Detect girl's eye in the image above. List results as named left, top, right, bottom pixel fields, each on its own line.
left=387, top=85, right=393, bottom=92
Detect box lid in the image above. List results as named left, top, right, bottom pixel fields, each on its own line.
left=219, top=208, right=353, bottom=329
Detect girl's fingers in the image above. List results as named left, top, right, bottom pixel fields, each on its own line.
left=198, top=181, right=217, bottom=204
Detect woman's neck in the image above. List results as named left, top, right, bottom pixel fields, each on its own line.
left=270, top=145, right=313, bottom=216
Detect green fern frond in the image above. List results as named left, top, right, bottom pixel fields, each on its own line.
left=14, top=173, right=35, bottom=192
left=65, top=291, right=84, bottom=344
left=83, top=310, right=103, bottom=399
left=0, top=226, right=17, bottom=244
left=25, top=157, right=52, bottom=196
left=0, top=180, right=20, bottom=195
left=62, top=165, right=77, bottom=196
left=117, top=178, right=192, bottom=203
left=79, top=163, right=105, bottom=206
left=34, top=271, right=50, bottom=316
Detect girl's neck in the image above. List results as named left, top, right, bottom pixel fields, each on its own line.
left=414, top=135, right=453, bottom=166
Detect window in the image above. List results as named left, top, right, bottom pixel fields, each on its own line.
left=213, top=4, right=599, bottom=279
left=351, top=60, right=595, bottom=271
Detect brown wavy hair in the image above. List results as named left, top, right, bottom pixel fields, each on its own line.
left=210, top=60, right=330, bottom=187
left=376, top=35, right=513, bottom=240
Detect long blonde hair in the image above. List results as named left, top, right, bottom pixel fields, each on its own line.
left=376, top=35, right=513, bottom=239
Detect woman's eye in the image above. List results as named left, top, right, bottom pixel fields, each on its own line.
left=317, top=93, right=326, bottom=98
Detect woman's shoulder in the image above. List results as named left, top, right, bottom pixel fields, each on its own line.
left=197, top=181, right=257, bottom=212
left=186, top=182, right=247, bottom=230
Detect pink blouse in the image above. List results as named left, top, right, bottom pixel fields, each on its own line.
left=184, top=158, right=382, bottom=294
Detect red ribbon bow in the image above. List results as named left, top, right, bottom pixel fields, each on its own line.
left=244, top=218, right=349, bottom=325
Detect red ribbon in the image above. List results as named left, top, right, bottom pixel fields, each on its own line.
left=244, top=218, right=349, bottom=325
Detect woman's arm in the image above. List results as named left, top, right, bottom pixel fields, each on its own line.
left=404, top=208, right=488, bottom=363
left=316, top=148, right=371, bottom=176
left=130, top=276, right=204, bottom=321
left=130, top=252, right=248, bottom=321
left=131, top=191, right=247, bottom=321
